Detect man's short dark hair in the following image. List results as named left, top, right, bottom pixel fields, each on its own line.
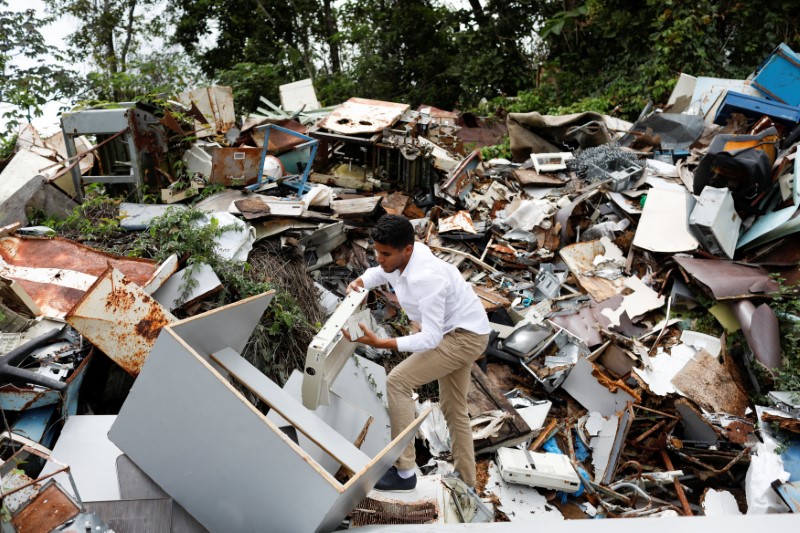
left=371, top=214, right=415, bottom=250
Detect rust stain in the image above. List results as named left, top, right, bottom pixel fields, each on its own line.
left=11, top=481, right=80, bottom=533
left=135, top=314, right=171, bottom=344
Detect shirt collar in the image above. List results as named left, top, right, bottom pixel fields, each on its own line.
left=399, top=242, right=421, bottom=279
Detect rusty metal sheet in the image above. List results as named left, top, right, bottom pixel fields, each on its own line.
left=441, top=149, right=480, bottom=201
left=66, top=266, right=176, bottom=376
left=438, top=210, right=476, bottom=234
left=319, top=98, right=408, bottom=135
left=251, top=119, right=308, bottom=153
left=11, top=479, right=80, bottom=533
left=0, top=236, right=157, bottom=318
left=673, top=256, right=780, bottom=300
left=209, top=146, right=262, bottom=186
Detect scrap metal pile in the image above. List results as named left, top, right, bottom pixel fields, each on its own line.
left=1, top=44, right=800, bottom=531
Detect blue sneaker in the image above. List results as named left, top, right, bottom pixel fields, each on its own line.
left=374, top=466, right=417, bottom=492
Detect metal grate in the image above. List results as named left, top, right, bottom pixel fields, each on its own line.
left=350, top=496, right=438, bottom=527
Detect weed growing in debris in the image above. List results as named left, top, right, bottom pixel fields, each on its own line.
left=771, top=275, right=800, bottom=392
left=31, top=184, right=133, bottom=252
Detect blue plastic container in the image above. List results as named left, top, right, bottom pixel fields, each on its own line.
left=752, top=43, right=800, bottom=106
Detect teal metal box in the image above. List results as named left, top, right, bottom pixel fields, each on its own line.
left=752, top=43, right=800, bottom=106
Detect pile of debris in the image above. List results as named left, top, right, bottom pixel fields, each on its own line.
left=1, top=43, right=800, bottom=532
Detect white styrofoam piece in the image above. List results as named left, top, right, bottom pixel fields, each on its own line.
left=702, top=489, right=742, bottom=516
left=633, top=344, right=695, bottom=396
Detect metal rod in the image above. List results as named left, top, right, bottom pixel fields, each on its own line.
left=660, top=449, right=693, bottom=516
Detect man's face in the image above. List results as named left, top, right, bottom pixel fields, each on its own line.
left=374, top=242, right=413, bottom=273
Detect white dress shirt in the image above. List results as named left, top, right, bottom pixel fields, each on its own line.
left=360, top=242, right=490, bottom=353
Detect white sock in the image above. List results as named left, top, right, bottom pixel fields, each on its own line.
left=397, top=468, right=415, bottom=479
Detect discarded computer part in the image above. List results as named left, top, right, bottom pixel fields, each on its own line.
left=534, top=265, right=562, bottom=300
left=0, top=325, right=93, bottom=417
left=689, top=186, right=741, bottom=259
left=587, top=160, right=644, bottom=192
left=495, top=447, right=581, bottom=493
left=501, top=323, right=553, bottom=359
left=530, top=152, right=573, bottom=173
left=302, top=288, right=369, bottom=409
left=504, top=326, right=586, bottom=393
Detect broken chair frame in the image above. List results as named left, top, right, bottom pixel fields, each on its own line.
left=249, top=123, right=318, bottom=195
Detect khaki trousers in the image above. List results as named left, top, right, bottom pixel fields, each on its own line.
left=387, top=328, right=489, bottom=488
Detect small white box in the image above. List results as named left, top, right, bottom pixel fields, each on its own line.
left=689, top=186, right=741, bottom=259
left=496, top=447, right=581, bottom=493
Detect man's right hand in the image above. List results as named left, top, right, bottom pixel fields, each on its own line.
left=347, top=278, right=365, bottom=294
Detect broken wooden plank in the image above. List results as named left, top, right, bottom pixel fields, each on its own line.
left=330, top=196, right=381, bottom=218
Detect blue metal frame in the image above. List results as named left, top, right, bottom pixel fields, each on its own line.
left=248, top=124, right=318, bottom=196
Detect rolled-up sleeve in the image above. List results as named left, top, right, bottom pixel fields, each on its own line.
left=360, top=266, right=389, bottom=290
left=396, top=277, right=447, bottom=353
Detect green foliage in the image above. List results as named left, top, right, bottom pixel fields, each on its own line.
left=0, top=1, right=77, bottom=136
left=770, top=275, right=800, bottom=391
left=41, top=184, right=126, bottom=246
left=0, top=132, right=16, bottom=160
left=131, top=206, right=312, bottom=382
left=539, top=0, right=800, bottom=119
left=480, top=137, right=511, bottom=161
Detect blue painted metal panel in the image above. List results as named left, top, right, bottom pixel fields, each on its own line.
left=11, top=405, right=58, bottom=448
left=774, top=480, right=800, bottom=513
left=0, top=353, right=92, bottom=414
left=714, top=91, right=800, bottom=128
left=753, top=43, right=800, bottom=107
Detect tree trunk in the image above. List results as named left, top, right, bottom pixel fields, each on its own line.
left=468, top=0, right=486, bottom=26
left=120, top=0, right=138, bottom=72
left=323, top=0, right=341, bottom=74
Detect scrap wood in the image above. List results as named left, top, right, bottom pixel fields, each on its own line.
left=760, top=412, right=800, bottom=434
left=670, top=349, right=749, bottom=416
left=428, top=245, right=498, bottom=273
left=473, top=286, right=510, bottom=312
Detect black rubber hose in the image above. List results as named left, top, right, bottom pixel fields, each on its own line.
left=0, top=327, right=68, bottom=391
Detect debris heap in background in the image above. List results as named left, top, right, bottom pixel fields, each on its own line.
left=1, top=44, right=800, bottom=531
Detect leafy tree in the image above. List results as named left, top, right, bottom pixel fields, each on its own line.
left=0, top=1, right=77, bottom=136
left=538, top=0, right=800, bottom=118
left=44, top=0, right=200, bottom=101
left=170, top=0, right=326, bottom=113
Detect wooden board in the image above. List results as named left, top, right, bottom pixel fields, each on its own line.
left=467, top=364, right=534, bottom=453
left=472, top=286, right=511, bottom=312
left=330, top=196, right=381, bottom=218
left=513, top=168, right=568, bottom=187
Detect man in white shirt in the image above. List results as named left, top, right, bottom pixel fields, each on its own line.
left=346, top=214, right=490, bottom=492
